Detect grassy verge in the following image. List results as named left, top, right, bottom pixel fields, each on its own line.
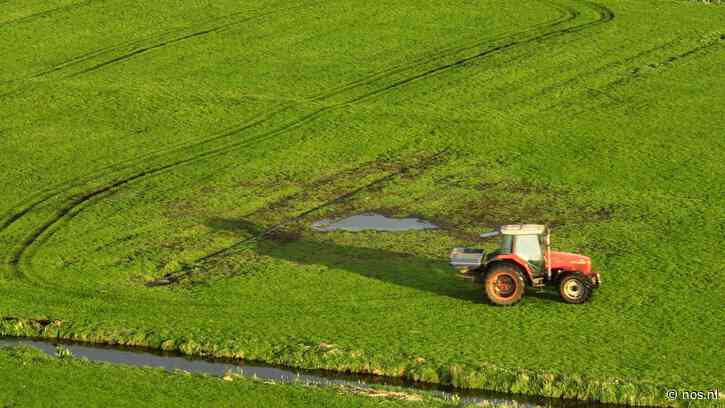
left=0, top=345, right=461, bottom=408
left=0, top=318, right=714, bottom=407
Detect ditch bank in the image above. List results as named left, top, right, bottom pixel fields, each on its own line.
left=0, top=335, right=625, bottom=408
left=0, top=315, right=688, bottom=407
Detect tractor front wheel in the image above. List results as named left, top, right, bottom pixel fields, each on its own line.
left=484, top=265, right=525, bottom=306
left=559, top=274, right=592, bottom=304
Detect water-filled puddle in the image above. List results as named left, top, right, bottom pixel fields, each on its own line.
left=312, top=213, right=438, bottom=232
left=0, top=337, right=616, bottom=407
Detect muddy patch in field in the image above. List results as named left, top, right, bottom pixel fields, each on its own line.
left=312, top=213, right=438, bottom=232
left=430, top=175, right=618, bottom=241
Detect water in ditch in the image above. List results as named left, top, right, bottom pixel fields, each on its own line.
left=0, top=336, right=619, bottom=407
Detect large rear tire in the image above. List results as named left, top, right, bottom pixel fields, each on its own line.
left=484, top=264, right=526, bottom=306
left=559, top=274, right=592, bottom=304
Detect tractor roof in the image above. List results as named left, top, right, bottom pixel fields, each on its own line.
left=499, top=224, right=546, bottom=235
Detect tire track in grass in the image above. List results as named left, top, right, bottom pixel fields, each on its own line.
left=44, top=0, right=321, bottom=77
left=3, top=1, right=615, bottom=285
left=3, top=99, right=437, bottom=285
left=520, top=40, right=681, bottom=107
left=543, top=33, right=724, bottom=114
left=0, top=2, right=579, bottom=237
left=0, top=107, right=290, bottom=239
left=8, top=0, right=574, bottom=91
left=606, top=34, right=724, bottom=89
left=2, top=1, right=576, bottom=100
left=0, top=157, right=157, bottom=235
left=4, top=109, right=347, bottom=288
left=4, top=108, right=330, bottom=278
left=309, top=1, right=581, bottom=101
left=65, top=0, right=329, bottom=78
left=46, top=0, right=576, bottom=82
left=0, top=1, right=574, bottom=98
left=0, top=0, right=105, bottom=29
left=325, top=0, right=614, bottom=102
left=335, top=1, right=613, bottom=106
left=0, top=191, right=61, bottom=232
left=4, top=0, right=613, bottom=277
left=0, top=103, right=299, bottom=250
left=0, top=0, right=324, bottom=98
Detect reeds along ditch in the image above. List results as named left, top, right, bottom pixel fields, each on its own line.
left=0, top=317, right=695, bottom=407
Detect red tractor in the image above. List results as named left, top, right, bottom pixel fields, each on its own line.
left=450, top=224, right=600, bottom=305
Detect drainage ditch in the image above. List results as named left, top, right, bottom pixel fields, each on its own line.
left=1, top=336, right=618, bottom=407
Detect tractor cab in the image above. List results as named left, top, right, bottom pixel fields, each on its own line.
left=494, top=224, right=548, bottom=276
left=450, top=224, right=601, bottom=306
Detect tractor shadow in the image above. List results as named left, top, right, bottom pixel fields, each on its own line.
left=206, top=217, right=564, bottom=305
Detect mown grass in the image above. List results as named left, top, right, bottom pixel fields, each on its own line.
left=0, top=0, right=723, bottom=406
left=0, top=345, right=459, bottom=407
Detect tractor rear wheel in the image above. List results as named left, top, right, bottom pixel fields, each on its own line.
left=484, top=264, right=525, bottom=306
left=559, top=274, right=592, bottom=304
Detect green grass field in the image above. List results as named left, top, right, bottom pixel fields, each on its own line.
left=0, top=346, right=459, bottom=407
left=1, top=0, right=723, bottom=406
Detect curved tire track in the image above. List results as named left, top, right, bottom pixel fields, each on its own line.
left=3, top=0, right=615, bottom=285
left=319, top=1, right=613, bottom=107
left=0, top=1, right=581, bottom=240
left=0, top=107, right=289, bottom=240
left=4, top=0, right=566, bottom=242
left=309, top=1, right=581, bottom=101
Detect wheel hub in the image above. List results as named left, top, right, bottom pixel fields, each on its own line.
left=563, top=279, right=582, bottom=299
left=494, top=275, right=516, bottom=298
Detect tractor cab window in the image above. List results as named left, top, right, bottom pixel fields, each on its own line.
left=513, top=234, right=543, bottom=261
left=500, top=234, right=513, bottom=254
